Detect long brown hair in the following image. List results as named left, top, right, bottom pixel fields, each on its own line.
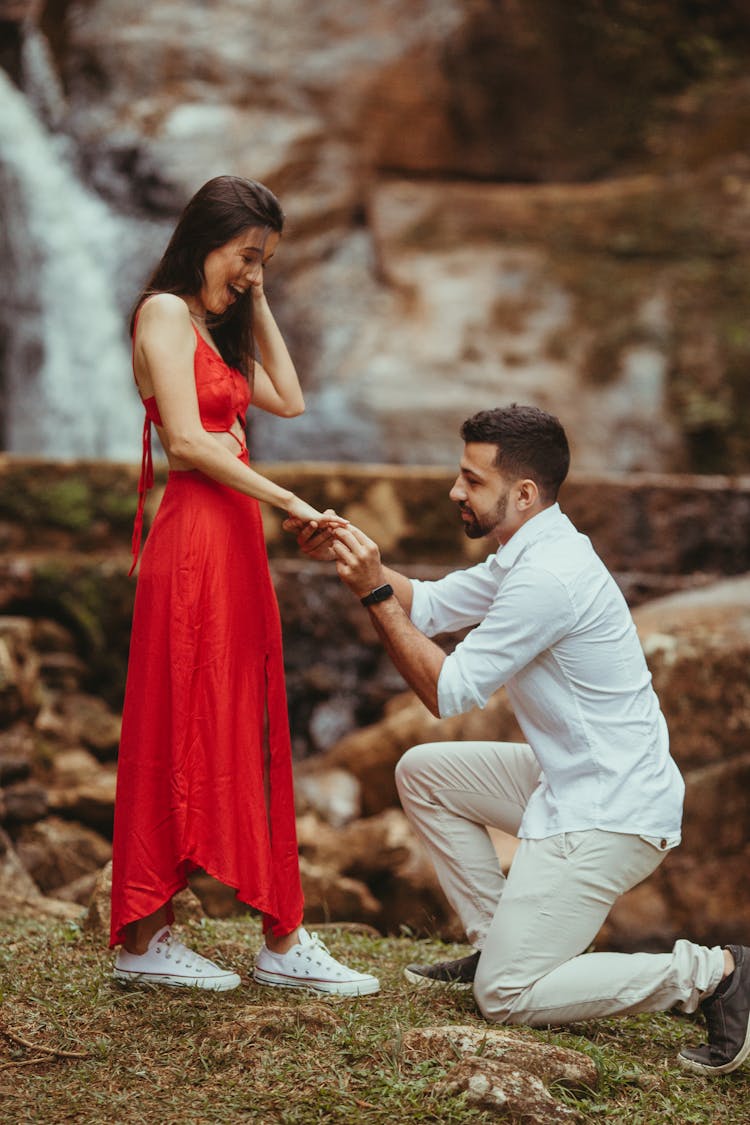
left=130, top=176, right=284, bottom=377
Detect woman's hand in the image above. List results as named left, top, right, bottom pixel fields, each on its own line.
left=282, top=513, right=340, bottom=562
left=250, top=260, right=266, bottom=301
left=286, top=498, right=347, bottom=529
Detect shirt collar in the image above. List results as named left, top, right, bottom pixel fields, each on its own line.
left=491, top=503, right=565, bottom=572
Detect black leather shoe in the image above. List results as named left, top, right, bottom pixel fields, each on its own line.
left=403, top=950, right=480, bottom=990
left=678, top=944, right=750, bottom=1075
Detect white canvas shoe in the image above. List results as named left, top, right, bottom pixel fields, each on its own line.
left=253, top=927, right=380, bottom=997
left=113, top=927, right=241, bottom=991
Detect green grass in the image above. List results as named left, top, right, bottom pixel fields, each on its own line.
left=0, top=917, right=748, bottom=1124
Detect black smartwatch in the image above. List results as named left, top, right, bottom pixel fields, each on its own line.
left=360, top=583, right=395, bottom=607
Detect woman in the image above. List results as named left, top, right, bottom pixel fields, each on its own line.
left=111, top=176, right=378, bottom=997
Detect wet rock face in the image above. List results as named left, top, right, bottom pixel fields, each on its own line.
left=58, top=1, right=750, bottom=191
left=4, top=2, right=750, bottom=470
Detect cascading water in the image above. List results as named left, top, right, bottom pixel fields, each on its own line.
left=0, top=34, right=142, bottom=459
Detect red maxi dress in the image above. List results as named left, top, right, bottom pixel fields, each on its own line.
left=110, top=323, right=304, bottom=947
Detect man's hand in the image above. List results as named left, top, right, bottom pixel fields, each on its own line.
left=282, top=510, right=340, bottom=562
left=331, top=525, right=386, bottom=597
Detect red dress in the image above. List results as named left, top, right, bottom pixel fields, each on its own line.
left=110, top=324, right=304, bottom=947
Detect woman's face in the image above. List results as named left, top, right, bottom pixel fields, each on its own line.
left=200, top=226, right=280, bottom=314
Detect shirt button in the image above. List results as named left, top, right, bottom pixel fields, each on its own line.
left=660, top=838, right=667, bottom=849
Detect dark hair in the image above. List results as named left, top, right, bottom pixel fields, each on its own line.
left=461, top=404, right=570, bottom=502
left=130, top=176, right=284, bottom=377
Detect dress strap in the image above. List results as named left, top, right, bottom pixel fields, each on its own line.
left=129, top=414, right=154, bottom=576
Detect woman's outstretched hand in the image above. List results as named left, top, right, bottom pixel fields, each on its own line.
left=286, top=498, right=347, bottom=527
left=282, top=507, right=346, bottom=561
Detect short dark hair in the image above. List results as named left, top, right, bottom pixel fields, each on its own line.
left=131, top=176, right=284, bottom=377
left=460, top=405, right=570, bottom=502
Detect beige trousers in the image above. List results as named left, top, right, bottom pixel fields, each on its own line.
left=395, top=740, right=725, bottom=1026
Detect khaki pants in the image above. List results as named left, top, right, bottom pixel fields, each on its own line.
left=395, top=740, right=725, bottom=1026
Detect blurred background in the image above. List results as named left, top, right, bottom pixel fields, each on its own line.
left=2, top=1, right=750, bottom=946
left=3, top=0, right=750, bottom=471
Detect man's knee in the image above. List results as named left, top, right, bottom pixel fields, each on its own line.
left=394, top=742, right=441, bottom=799
left=473, top=959, right=524, bottom=1025
left=473, top=974, right=519, bottom=1025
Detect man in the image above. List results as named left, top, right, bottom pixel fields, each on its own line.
left=286, top=404, right=749, bottom=1076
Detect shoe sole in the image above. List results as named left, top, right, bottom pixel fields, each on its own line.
left=253, top=968, right=380, bottom=996
left=677, top=1019, right=750, bottom=1076
left=113, top=968, right=241, bottom=991
left=403, top=967, right=473, bottom=990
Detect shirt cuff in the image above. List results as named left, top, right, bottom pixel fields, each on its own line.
left=409, top=578, right=432, bottom=632
left=436, top=657, right=482, bottom=718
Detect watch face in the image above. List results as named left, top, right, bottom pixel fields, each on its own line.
left=362, top=583, right=394, bottom=605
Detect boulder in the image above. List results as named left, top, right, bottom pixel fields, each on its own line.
left=2, top=779, right=48, bottom=824
left=297, top=808, right=460, bottom=938
left=53, top=869, right=101, bottom=906
left=14, top=815, right=112, bottom=894
left=0, top=822, right=43, bottom=903
left=636, top=575, right=750, bottom=770
left=36, top=651, right=86, bottom=693
left=0, top=721, right=34, bottom=784
left=186, top=871, right=255, bottom=920
left=31, top=690, right=122, bottom=757
left=0, top=616, right=40, bottom=726
left=47, top=760, right=117, bottom=833
left=437, top=1057, right=580, bottom=1124
left=403, top=1025, right=597, bottom=1092
left=53, top=692, right=121, bottom=758
left=0, top=825, right=83, bottom=922
left=48, top=746, right=104, bottom=788
left=298, top=856, right=381, bottom=928
left=403, top=1025, right=597, bottom=1123
left=83, top=860, right=205, bottom=937
left=293, top=766, right=362, bottom=828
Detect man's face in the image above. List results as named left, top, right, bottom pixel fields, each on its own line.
left=449, top=443, right=514, bottom=542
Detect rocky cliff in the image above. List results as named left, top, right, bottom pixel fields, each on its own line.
left=2, top=1, right=750, bottom=469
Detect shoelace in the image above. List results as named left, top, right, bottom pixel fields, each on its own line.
left=156, top=935, right=208, bottom=971
left=294, top=933, right=352, bottom=978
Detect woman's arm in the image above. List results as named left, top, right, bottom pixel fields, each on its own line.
left=135, top=294, right=330, bottom=522
left=249, top=280, right=305, bottom=418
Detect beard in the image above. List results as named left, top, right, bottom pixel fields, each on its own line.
left=459, top=491, right=508, bottom=539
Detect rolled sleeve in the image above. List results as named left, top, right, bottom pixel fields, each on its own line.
left=408, top=578, right=433, bottom=634
left=437, top=658, right=486, bottom=717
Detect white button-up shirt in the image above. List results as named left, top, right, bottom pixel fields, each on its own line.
left=409, top=504, right=684, bottom=841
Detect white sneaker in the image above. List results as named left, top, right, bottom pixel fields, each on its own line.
left=113, top=927, right=241, bottom=991
left=253, top=927, right=380, bottom=997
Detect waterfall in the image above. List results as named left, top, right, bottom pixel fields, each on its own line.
left=0, top=46, right=142, bottom=459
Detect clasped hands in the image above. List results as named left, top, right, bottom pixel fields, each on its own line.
left=282, top=510, right=385, bottom=599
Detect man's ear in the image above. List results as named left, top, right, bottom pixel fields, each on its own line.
left=516, top=478, right=539, bottom=511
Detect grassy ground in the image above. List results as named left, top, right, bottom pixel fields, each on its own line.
left=0, top=916, right=748, bottom=1124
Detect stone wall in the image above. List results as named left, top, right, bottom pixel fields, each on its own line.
left=3, top=455, right=750, bottom=568
left=2, top=455, right=749, bottom=725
